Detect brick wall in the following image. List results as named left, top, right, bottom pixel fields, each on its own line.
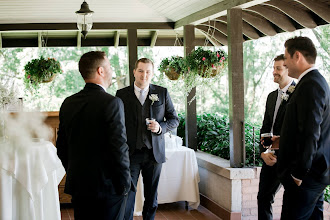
left=240, top=167, right=330, bottom=220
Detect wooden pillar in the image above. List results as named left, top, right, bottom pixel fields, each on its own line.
left=184, top=25, right=197, bottom=151
left=127, top=29, right=138, bottom=86
left=0, top=32, right=2, bottom=48
left=38, top=32, right=42, bottom=48
left=227, top=8, right=245, bottom=167
left=77, top=31, right=82, bottom=49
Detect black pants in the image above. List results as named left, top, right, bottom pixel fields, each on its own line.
left=124, top=148, right=162, bottom=220
left=257, top=162, right=282, bottom=220
left=72, top=193, right=127, bottom=220
left=281, top=174, right=326, bottom=220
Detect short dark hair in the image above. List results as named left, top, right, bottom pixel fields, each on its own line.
left=274, top=54, right=285, bottom=62
left=134, top=58, right=154, bottom=70
left=79, top=51, right=107, bottom=79
left=284, top=36, right=317, bottom=64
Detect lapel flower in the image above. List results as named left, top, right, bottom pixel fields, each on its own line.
left=281, top=93, right=289, bottom=101
left=288, top=85, right=295, bottom=93
left=149, top=94, right=159, bottom=105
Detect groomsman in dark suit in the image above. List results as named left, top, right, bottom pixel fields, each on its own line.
left=258, top=54, right=295, bottom=220
left=56, top=51, right=131, bottom=220
left=277, top=36, right=330, bottom=219
left=116, top=58, right=179, bottom=220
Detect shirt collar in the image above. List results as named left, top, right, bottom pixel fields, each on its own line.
left=297, top=66, right=316, bottom=84
left=279, top=79, right=294, bottom=93
left=134, top=83, right=149, bottom=94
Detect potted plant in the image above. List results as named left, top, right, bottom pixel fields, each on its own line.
left=186, top=47, right=227, bottom=78
left=158, top=56, right=187, bottom=80
left=24, top=56, right=62, bottom=90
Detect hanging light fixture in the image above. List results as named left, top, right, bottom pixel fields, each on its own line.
left=75, top=1, right=94, bottom=39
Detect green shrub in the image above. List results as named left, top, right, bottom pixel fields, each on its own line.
left=177, top=113, right=262, bottom=167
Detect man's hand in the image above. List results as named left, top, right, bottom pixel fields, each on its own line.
left=148, top=120, right=161, bottom=133
left=271, top=135, right=280, bottom=149
left=261, top=152, right=277, bottom=166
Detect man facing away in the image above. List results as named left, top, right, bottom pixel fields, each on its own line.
left=277, top=36, right=330, bottom=219
left=56, top=51, right=132, bottom=220
left=257, top=54, right=295, bottom=220
left=116, top=58, right=179, bottom=220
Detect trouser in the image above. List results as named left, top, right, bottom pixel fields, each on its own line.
left=280, top=174, right=326, bottom=220
left=72, top=193, right=127, bottom=220
left=257, top=162, right=282, bottom=220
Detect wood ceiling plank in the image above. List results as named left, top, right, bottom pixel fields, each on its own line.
left=247, top=5, right=296, bottom=32
left=195, top=25, right=228, bottom=45
left=242, top=11, right=278, bottom=36
left=200, top=20, right=228, bottom=35
left=196, top=29, right=221, bottom=47
left=263, top=0, right=317, bottom=28
left=216, top=16, right=260, bottom=39
left=174, top=0, right=269, bottom=29
left=295, top=0, right=330, bottom=23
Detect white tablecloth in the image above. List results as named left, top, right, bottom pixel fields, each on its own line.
left=0, top=140, right=65, bottom=220
left=134, top=146, right=200, bottom=216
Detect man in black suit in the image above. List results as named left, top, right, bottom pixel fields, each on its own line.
left=56, top=51, right=131, bottom=220
left=116, top=58, right=179, bottom=220
left=258, top=54, right=295, bottom=220
left=277, top=36, right=330, bottom=219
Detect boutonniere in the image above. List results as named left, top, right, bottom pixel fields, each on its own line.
left=287, top=85, right=295, bottom=93
left=149, top=94, right=159, bottom=105
left=281, top=93, right=289, bottom=101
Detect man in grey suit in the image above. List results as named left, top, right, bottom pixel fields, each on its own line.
left=57, top=51, right=131, bottom=220
left=277, top=36, right=330, bottom=219
left=116, top=58, right=179, bottom=220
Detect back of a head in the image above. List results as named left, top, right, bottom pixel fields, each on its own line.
left=284, top=36, right=317, bottom=64
left=79, top=51, right=106, bottom=79
left=135, top=58, right=154, bottom=70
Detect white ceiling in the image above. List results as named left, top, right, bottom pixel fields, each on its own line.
left=0, top=0, right=224, bottom=24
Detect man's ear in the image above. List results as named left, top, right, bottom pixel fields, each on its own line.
left=97, top=66, right=105, bottom=77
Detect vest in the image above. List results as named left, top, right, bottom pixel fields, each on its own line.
left=135, top=99, right=152, bottom=149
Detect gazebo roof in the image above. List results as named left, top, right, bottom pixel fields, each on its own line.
left=0, top=0, right=329, bottom=47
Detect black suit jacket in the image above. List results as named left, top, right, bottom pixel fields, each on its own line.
left=56, top=83, right=131, bottom=197
left=116, top=84, right=179, bottom=163
left=277, top=69, right=330, bottom=185
left=259, top=81, right=296, bottom=154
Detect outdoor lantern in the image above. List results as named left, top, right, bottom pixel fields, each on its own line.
left=75, top=1, right=94, bottom=39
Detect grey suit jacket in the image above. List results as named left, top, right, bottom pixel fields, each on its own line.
left=116, top=84, right=179, bottom=163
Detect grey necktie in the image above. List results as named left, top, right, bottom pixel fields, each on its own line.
left=139, top=90, right=145, bottom=105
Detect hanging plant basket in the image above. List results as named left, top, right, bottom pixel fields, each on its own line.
left=24, top=56, right=62, bottom=90
left=159, top=56, right=187, bottom=81
left=164, top=67, right=180, bottom=80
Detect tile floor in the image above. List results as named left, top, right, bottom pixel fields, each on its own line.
left=60, top=201, right=222, bottom=220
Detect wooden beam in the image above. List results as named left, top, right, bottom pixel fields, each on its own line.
left=0, top=22, right=175, bottom=31
left=127, top=29, right=137, bottom=86
left=242, top=11, right=277, bottom=36
left=295, top=0, right=330, bottom=23
left=200, top=21, right=228, bottom=35
left=77, top=31, right=81, bottom=49
left=150, top=31, right=158, bottom=48
left=196, top=29, right=221, bottom=46
left=175, top=0, right=269, bottom=29
left=114, top=31, right=120, bottom=48
left=184, top=25, right=197, bottom=151
left=263, top=1, right=317, bottom=28
left=216, top=16, right=260, bottom=40
left=247, top=5, right=296, bottom=32
left=227, top=8, right=245, bottom=168
left=38, top=32, right=42, bottom=48
left=196, top=25, right=228, bottom=45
